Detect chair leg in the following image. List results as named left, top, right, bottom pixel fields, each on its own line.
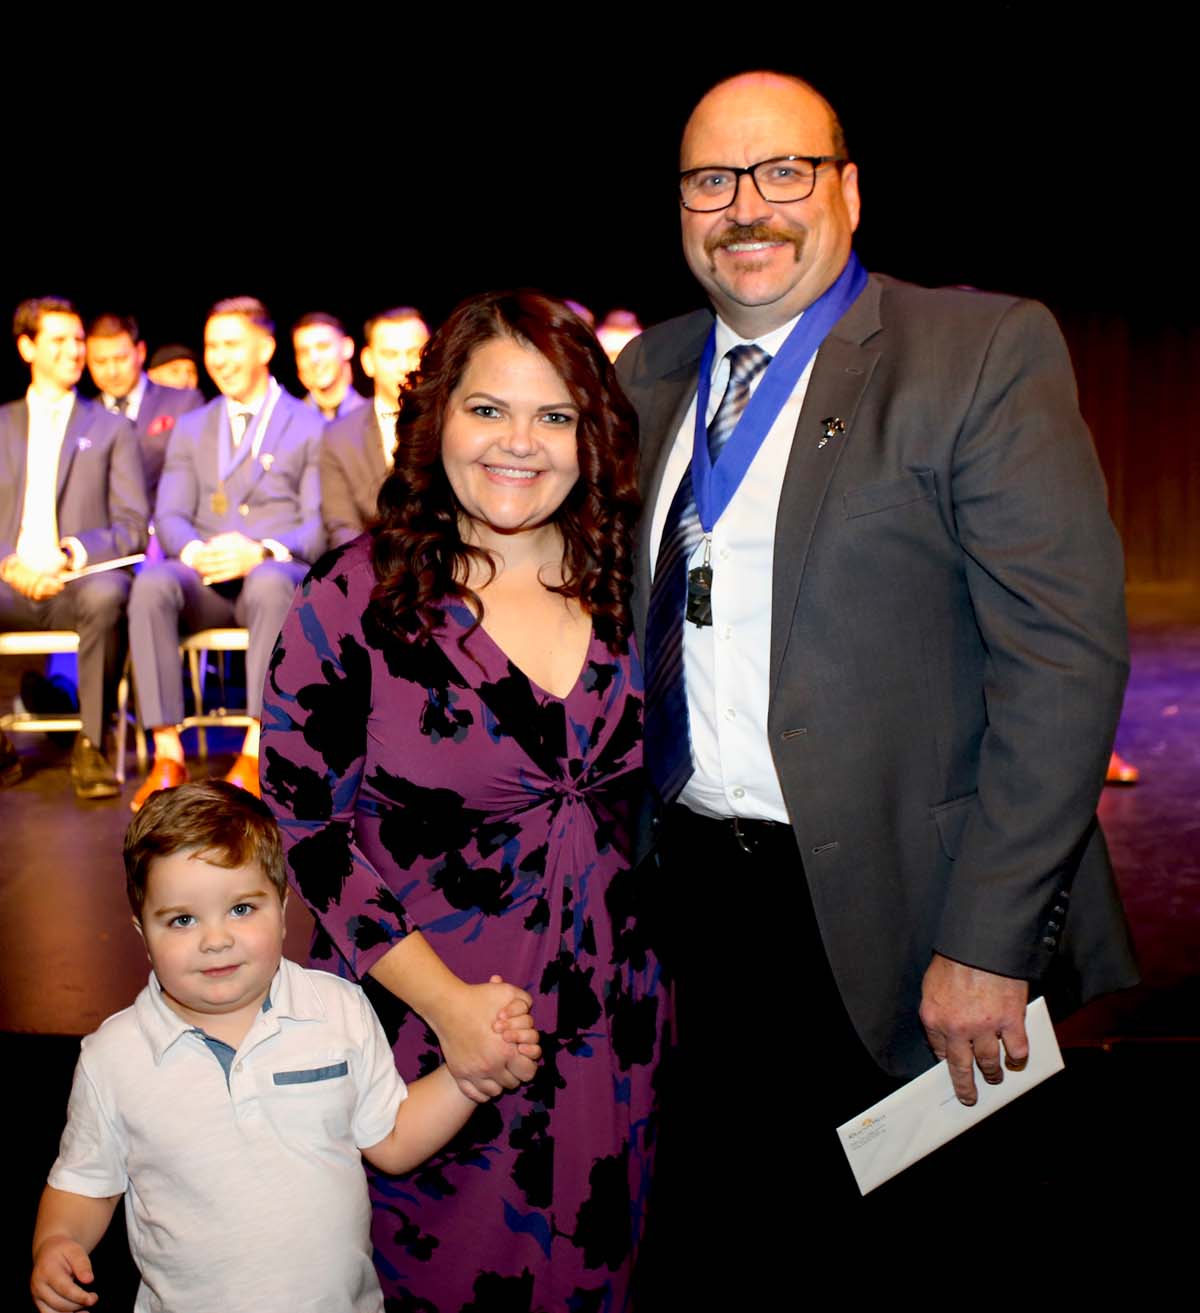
left=188, top=648, right=207, bottom=759
left=115, top=666, right=129, bottom=785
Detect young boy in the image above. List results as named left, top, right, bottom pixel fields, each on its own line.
left=30, top=781, right=539, bottom=1313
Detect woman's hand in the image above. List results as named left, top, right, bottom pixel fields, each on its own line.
left=369, top=935, right=543, bottom=1104
left=430, top=975, right=539, bottom=1103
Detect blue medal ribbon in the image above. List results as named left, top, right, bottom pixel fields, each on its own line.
left=690, top=251, right=868, bottom=533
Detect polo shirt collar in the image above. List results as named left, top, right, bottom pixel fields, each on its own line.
left=133, top=958, right=328, bottom=1064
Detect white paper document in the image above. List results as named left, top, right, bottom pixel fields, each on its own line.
left=62, top=553, right=146, bottom=580
left=836, top=996, right=1064, bottom=1195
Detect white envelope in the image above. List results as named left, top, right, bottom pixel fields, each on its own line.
left=836, top=996, right=1064, bottom=1195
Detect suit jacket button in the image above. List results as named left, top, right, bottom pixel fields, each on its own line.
left=239, top=503, right=250, bottom=517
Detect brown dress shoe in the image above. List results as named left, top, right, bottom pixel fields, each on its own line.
left=71, top=734, right=120, bottom=800
left=130, top=758, right=188, bottom=812
left=1105, top=751, right=1139, bottom=785
left=224, top=753, right=261, bottom=798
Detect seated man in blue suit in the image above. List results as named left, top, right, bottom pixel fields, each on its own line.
left=128, top=297, right=326, bottom=810
left=0, top=297, right=149, bottom=798
left=86, top=313, right=205, bottom=506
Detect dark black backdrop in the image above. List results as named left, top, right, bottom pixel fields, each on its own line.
left=2, top=16, right=1189, bottom=400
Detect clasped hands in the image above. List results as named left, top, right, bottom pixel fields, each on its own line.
left=188, top=532, right=266, bottom=585
left=1, top=551, right=68, bottom=601
left=919, top=951, right=1029, bottom=1106
left=432, top=974, right=542, bottom=1105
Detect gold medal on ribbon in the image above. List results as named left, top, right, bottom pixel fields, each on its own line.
left=210, top=483, right=228, bottom=516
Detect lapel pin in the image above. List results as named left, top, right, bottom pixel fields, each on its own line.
left=260, top=452, right=274, bottom=471
left=817, top=416, right=845, bottom=449
left=76, top=436, right=92, bottom=452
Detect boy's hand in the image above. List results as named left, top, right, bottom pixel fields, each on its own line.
left=492, top=993, right=541, bottom=1062
left=31, top=1236, right=98, bottom=1312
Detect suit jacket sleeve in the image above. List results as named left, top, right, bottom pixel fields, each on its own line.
left=74, top=416, right=149, bottom=563
left=934, top=297, right=1129, bottom=981
left=320, top=431, right=366, bottom=550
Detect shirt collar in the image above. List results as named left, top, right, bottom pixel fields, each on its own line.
left=224, top=377, right=273, bottom=422
left=25, top=384, right=76, bottom=417
left=105, top=373, right=148, bottom=414
left=133, top=958, right=326, bottom=1064
left=374, top=396, right=399, bottom=426
left=712, top=310, right=803, bottom=375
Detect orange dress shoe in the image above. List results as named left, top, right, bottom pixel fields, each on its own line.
left=129, top=758, right=188, bottom=812
left=224, top=753, right=261, bottom=799
left=1105, top=751, right=1139, bottom=785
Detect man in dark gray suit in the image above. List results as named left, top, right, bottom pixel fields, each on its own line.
left=86, top=313, right=205, bottom=505
left=320, top=306, right=429, bottom=548
left=128, top=297, right=325, bottom=810
left=616, top=72, right=1136, bottom=1244
left=0, top=297, right=148, bottom=797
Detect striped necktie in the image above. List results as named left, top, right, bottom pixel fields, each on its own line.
left=644, top=343, right=772, bottom=803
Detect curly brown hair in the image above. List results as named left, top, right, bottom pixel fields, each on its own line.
left=370, top=289, right=640, bottom=649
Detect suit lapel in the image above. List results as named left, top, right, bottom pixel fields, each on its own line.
left=365, top=408, right=388, bottom=484
left=201, top=400, right=224, bottom=500
left=138, top=381, right=163, bottom=425
left=1, top=402, right=30, bottom=509
left=769, top=277, right=883, bottom=697
left=57, top=396, right=87, bottom=499
left=231, top=392, right=290, bottom=500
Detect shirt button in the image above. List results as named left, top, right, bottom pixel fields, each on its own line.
left=1042, top=935, right=1056, bottom=948
left=719, top=547, right=731, bottom=561
left=722, top=625, right=733, bottom=640
left=731, top=786, right=746, bottom=799
left=724, top=707, right=736, bottom=720
left=238, top=503, right=250, bottom=517
left=234, top=1062, right=243, bottom=1073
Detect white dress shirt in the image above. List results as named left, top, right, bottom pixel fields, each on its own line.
left=649, top=313, right=814, bottom=822
left=18, top=386, right=79, bottom=573
left=375, top=398, right=399, bottom=469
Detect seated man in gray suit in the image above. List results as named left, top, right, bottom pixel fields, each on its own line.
left=128, top=297, right=325, bottom=810
left=0, top=297, right=148, bottom=798
left=86, top=313, right=205, bottom=505
left=320, top=306, right=429, bottom=548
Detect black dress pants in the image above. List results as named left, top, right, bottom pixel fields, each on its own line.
left=636, top=806, right=900, bottom=1302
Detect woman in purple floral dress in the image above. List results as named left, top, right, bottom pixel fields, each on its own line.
left=260, top=291, right=663, bottom=1312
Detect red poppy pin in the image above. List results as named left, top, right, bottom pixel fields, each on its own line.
left=147, top=415, right=176, bottom=437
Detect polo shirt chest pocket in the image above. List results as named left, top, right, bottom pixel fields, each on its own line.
left=260, top=1058, right=356, bottom=1142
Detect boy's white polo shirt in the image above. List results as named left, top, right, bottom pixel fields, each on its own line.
left=50, top=958, right=405, bottom=1313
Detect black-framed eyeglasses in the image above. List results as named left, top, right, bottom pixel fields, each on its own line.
left=678, top=155, right=845, bottom=212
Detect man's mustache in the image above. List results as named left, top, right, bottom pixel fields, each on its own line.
left=706, top=224, right=804, bottom=260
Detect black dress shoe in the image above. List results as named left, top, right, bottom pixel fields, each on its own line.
left=0, top=729, right=20, bottom=788
left=70, top=733, right=120, bottom=800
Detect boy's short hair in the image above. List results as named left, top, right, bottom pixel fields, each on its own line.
left=123, top=780, right=287, bottom=917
